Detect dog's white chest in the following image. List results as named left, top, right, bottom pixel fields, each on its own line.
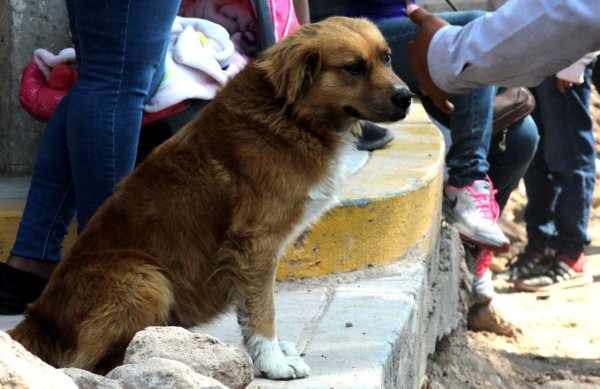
left=298, top=144, right=356, bottom=231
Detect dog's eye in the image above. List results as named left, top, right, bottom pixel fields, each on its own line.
left=383, top=53, right=392, bottom=66
left=344, top=63, right=367, bottom=75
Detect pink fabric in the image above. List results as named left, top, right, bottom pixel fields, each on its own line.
left=178, top=0, right=300, bottom=51
left=178, top=0, right=259, bottom=55
left=269, top=0, right=300, bottom=41
left=20, top=61, right=65, bottom=122
left=48, top=64, right=77, bottom=90
left=474, top=249, right=493, bottom=277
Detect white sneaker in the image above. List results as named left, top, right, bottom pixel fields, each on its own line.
left=472, top=271, right=495, bottom=304
left=443, top=178, right=510, bottom=252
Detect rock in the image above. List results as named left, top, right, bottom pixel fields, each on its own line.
left=124, top=326, right=253, bottom=389
left=107, top=357, right=229, bottom=389
left=467, top=301, right=521, bottom=338
left=62, top=368, right=123, bottom=389
left=0, top=330, right=78, bottom=389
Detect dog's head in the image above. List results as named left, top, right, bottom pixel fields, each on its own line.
left=256, top=16, right=412, bottom=127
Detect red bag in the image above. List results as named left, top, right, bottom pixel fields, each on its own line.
left=19, top=61, right=190, bottom=125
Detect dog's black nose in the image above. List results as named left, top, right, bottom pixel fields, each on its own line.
left=391, top=87, right=413, bottom=110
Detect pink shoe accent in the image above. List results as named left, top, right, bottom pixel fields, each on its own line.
left=446, top=177, right=501, bottom=222
left=556, top=252, right=586, bottom=273
left=474, top=249, right=494, bottom=277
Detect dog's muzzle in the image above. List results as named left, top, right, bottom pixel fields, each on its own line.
left=391, top=87, right=413, bottom=111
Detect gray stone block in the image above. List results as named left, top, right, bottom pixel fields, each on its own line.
left=0, top=0, right=70, bottom=175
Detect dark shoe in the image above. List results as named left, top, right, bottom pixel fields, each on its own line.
left=356, top=122, right=395, bottom=151
left=513, top=252, right=592, bottom=292
left=494, top=248, right=547, bottom=281
left=0, top=262, right=48, bottom=315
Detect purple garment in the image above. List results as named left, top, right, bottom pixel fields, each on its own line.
left=345, top=0, right=416, bottom=20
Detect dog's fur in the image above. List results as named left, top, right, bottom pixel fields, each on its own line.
left=9, top=17, right=412, bottom=379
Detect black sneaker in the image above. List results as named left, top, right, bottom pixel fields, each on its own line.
left=504, top=249, right=549, bottom=281
left=0, top=262, right=48, bottom=315
left=356, top=122, right=395, bottom=151
left=514, top=252, right=592, bottom=292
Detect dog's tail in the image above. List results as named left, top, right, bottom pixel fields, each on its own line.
left=8, top=316, right=59, bottom=367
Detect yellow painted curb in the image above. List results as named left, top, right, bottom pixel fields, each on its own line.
left=0, top=200, right=77, bottom=262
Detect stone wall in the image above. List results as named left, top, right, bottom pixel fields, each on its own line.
left=0, top=0, right=70, bottom=175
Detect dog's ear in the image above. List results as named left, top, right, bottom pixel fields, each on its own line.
left=256, top=25, right=322, bottom=105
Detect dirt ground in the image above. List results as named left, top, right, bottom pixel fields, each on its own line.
left=423, top=90, right=600, bottom=388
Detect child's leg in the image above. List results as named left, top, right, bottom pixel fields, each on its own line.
left=529, top=69, right=595, bottom=258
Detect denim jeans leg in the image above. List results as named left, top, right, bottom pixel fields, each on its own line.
left=67, top=0, right=180, bottom=228
left=525, top=67, right=596, bottom=257
left=523, top=136, right=558, bottom=253
left=487, top=115, right=539, bottom=212
left=377, top=11, right=494, bottom=188
left=11, top=96, right=77, bottom=262
left=11, top=0, right=180, bottom=261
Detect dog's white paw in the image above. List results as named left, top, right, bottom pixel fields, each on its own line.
left=247, top=335, right=310, bottom=380
left=255, top=354, right=310, bottom=380
left=279, top=340, right=301, bottom=357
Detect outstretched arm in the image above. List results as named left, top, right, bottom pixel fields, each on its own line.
left=407, top=1, right=600, bottom=110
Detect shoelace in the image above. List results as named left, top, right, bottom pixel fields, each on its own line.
left=469, top=178, right=501, bottom=222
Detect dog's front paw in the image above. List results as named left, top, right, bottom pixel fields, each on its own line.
left=279, top=340, right=301, bottom=357
left=247, top=335, right=310, bottom=380
left=255, top=354, right=310, bottom=380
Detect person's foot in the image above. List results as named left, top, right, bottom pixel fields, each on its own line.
left=494, top=248, right=548, bottom=281
left=356, top=122, right=395, bottom=151
left=0, top=257, right=53, bottom=315
left=443, top=178, right=510, bottom=252
left=466, top=247, right=495, bottom=304
left=513, top=252, right=592, bottom=292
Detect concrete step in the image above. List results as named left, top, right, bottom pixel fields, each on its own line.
left=0, top=102, right=463, bottom=388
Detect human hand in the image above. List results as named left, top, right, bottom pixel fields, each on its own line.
left=556, top=77, right=580, bottom=94
left=406, top=4, right=454, bottom=113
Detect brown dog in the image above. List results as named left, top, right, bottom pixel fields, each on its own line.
left=9, top=16, right=412, bottom=379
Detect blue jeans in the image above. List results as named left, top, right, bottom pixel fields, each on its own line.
left=488, top=116, right=539, bottom=212
left=11, top=0, right=181, bottom=262
left=524, top=65, right=596, bottom=258
left=376, top=11, right=495, bottom=188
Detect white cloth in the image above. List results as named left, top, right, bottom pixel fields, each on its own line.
left=144, top=16, right=249, bottom=113
left=33, top=48, right=76, bottom=81
left=428, top=0, right=600, bottom=94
